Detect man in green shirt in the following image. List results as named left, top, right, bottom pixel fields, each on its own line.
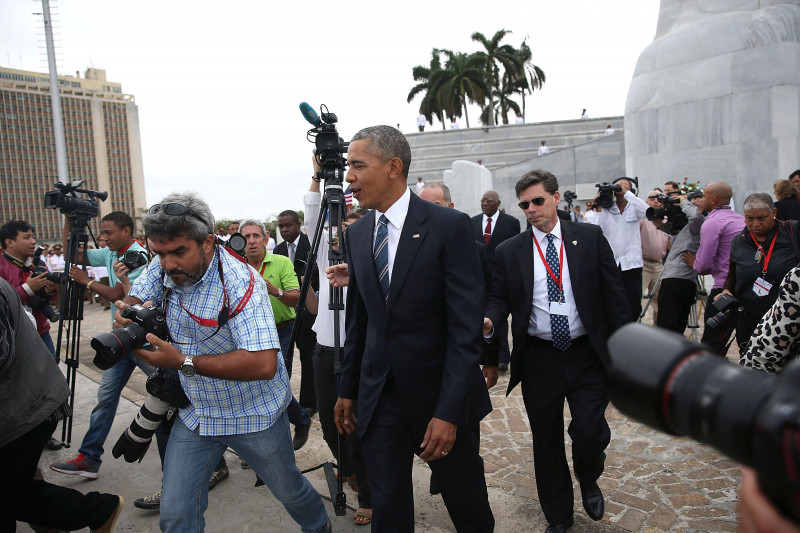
left=241, top=219, right=311, bottom=450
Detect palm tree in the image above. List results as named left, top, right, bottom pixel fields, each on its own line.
left=516, top=39, right=546, bottom=120
left=407, top=49, right=447, bottom=130
left=428, top=50, right=488, bottom=128
left=471, top=30, right=524, bottom=126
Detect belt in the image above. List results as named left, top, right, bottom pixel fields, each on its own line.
left=276, top=320, right=294, bottom=331
left=644, top=258, right=663, bottom=263
left=526, top=334, right=588, bottom=350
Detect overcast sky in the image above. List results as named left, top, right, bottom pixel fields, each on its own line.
left=2, top=0, right=659, bottom=221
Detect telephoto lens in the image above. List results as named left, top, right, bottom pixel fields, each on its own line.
left=90, top=304, right=168, bottom=370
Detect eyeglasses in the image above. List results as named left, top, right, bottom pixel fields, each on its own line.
left=149, top=203, right=209, bottom=228
left=518, top=197, right=548, bottom=210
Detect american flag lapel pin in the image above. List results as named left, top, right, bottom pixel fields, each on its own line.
left=413, top=234, right=420, bottom=239
left=572, top=240, right=577, bottom=246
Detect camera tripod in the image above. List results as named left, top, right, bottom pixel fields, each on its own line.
left=639, top=267, right=706, bottom=341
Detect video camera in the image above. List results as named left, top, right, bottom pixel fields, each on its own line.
left=27, top=247, right=62, bottom=322
left=607, top=323, right=800, bottom=523
left=43, top=180, right=108, bottom=222
left=595, top=177, right=639, bottom=210
left=645, top=194, right=689, bottom=234
left=300, top=102, right=349, bottom=184
left=563, top=190, right=577, bottom=209
left=90, top=304, right=169, bottom=370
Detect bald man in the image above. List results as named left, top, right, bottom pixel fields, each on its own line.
left=683, top=182, right=744, bottom=353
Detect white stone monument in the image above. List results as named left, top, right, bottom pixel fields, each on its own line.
left=443, top=160, right=494, bottom=217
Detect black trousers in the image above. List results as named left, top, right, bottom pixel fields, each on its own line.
left=520, top=335, right=610, bottom=526
left=701, top=288, right=734, bottom=355
left=656, top=278, right=698, bottom=334
left=313, top=344, right=372, bottom=509
left=619, top=266, right=643, bottom=322
left=361, top=381, right=494, bottom=532
left=0, top=417, right=118, bottom=531
left=295, top=323, right=318, bottom=411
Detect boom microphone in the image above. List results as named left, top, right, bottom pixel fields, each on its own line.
left=299, top=102, right=321, bottom=127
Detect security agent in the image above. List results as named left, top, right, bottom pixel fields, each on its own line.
left=0, top=277, right=123, bottom=532
left=117, top=192, right=329, bottom=532
left=484, top=169, right=630, bottom=533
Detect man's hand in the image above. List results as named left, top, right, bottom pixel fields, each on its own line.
left=739, top=467, right=800, bottom=533
left=132, top=333, right=183, bottom=370
left=483, top=317, right=493, bottom=337
left=419, top=418, right=457, bottom=463
left=264, top=279, right=280, bottom=297
left=326, top=264, right=350, bottom=287
left=112, top=260, right=131, bottom=284
left=482, top=365, right=498, bottom=389
left=682, top=251, right=696, bottom=268
left=68, top=265, right=91, bottom=285
left=26, top=272, right=51, bottom=292
left=334, top=397, right=356, bottom=435
left=714, top=289, right=733, bottom=302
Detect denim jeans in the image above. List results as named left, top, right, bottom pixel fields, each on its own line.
left=278, top=325, right=310, bottom=428
left=79, top=352, right=167, bottom=466
left=160, top=414, right=329, bottom=533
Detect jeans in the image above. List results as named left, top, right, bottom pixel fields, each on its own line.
left=40, top=331, right=56, bottom=360
left=160, top=414, right=329, bottom=533
left=79, top=351, right=168, bottom=466
left=278, top=325, right=310, bottom=428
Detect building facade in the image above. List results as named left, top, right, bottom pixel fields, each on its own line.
left=0, top=67, right=146, bottom=242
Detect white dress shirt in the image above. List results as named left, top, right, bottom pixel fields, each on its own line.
left=595, top=190, right=649, bottom=271
left=373, top=188, right=411, bottom=282
left=527, top=221, right=586, bottom=339
left=481, top=212, right=498, bottom=238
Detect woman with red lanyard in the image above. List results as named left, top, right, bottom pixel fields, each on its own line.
left=718, top=193, right=800, bottom=355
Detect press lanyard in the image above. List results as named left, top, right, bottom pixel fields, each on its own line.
left=749, top=230, right=779, bottom=276
left=533, top=234, right=564, bottom=294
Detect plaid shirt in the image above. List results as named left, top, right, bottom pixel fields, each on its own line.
left=130, top=246, right=289, bottom=436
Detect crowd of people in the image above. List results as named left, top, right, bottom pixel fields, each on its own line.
left=2, top=125, right=800, bottom=532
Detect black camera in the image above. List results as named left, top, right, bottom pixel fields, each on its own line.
left=646, top=195, right=688, bottom=234
left=594, top=182, right=622, bottom=209
left=112, top=368, right=189, bottom=463
left=607, top=323, right=800, bottom=522
left=120, top=250, right=148, bottom=272
left=300, top=103, right=349, bottom=184
left=687, top=190, right=704, bottom=201
left=706, top=292, right=742, bottom=331
left=27, top=247, right=61, bottom=322
left=90, top=304, right=169, bottom=370
left=43, top=180, right=108, bottom=220
left=563, top=190, right=577, bottom=205
left=223, top=232, right=246, bottom=257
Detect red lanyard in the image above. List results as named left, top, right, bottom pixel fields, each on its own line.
left=749, top=229, right=779, bottom=275
left=259, top=261, right=267, bottom=278
left=533, top=233, right=564, bottom=292
left=117, top=242, right=134, bottom=256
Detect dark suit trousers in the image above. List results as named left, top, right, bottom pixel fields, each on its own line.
left=656, top=278, right=697, bottom=334
left=361, top=380, right=494, bottom=532
left=619, top=266, right=643, bottom=322
left=520, top=336, right=610, bottom=526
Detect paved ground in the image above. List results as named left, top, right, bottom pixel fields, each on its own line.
left=22, top=289, right=743, bottom=532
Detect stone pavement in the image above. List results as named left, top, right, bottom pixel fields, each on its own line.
left=22, top=295, right=743, bottom=532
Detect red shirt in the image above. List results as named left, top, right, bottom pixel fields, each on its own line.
left=0, top=255, right=51, bottom=335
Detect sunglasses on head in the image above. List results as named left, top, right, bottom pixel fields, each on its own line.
left=149, top=203, right=210, bottom=228
left=518, top=196, right=548, bottom=210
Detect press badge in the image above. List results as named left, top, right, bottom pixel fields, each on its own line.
left=550, top=301, right=570, bottom=316
left=752, top=277, right=772, bottom=297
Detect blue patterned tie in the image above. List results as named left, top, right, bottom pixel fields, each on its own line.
left=545, top=234, right=571, bottom=351
left=374, top=215, right=390, bottom=302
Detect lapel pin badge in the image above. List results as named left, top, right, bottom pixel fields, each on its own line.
left=572, top=240, right=578, bottom=246
left=413, top=234, right=420, bottom=239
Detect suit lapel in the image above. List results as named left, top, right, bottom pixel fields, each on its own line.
left=386, top=195, right=427, bottom=311
left=351, top=211, right=386, bottom=311
left=561, top=221, right=581, bottom=295
left=517, top=230, right=534, bottom=312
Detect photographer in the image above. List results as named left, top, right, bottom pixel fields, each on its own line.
left=640, top=191, right=671, bottom=323
left=594, top=178, right=649, bottom=321
left=51, top=211, right=163, bottom=482
left=720, top=193, right=800, bottom=355
left=0, top=220, right=58, bottom=358
left=0, top=278, right=123, bottom=532
left=120, top=192, right=329, bottom=532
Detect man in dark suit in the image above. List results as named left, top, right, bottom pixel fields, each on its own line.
left=484, top=169, right=630, bottom=533
left=333, top=126, right=494, bottom=532
left=472, top=191, right=520, bottom=373
left=274, top=211, right=318, bottom=448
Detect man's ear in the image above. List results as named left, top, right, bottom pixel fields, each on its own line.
left=388, top=157, right=405, bottom=180
left=203, top=234, right=216, bottom=253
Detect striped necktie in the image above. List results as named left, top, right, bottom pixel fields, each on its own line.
left=545, top=233, right=571, bottom=351
left=374, top=215, right=390, bottom=302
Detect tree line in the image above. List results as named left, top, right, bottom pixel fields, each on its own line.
left=407, top=29, right=546, bottom=129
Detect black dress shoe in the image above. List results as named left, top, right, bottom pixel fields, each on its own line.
left=544, top=516, right=574, bottom=533
left=45, top=437, right=65, bottom=450
left=293, top=423, right=310, bottom=451
left=498, top=363, right=509, bottom=373
left=581, top=482, right=605, bottom=521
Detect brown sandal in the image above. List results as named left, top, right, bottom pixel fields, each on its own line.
left=353, top=509, right=372, bottom=526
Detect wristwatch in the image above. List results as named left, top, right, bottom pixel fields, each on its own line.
left=277, top=288, right=284, bottom=299
left=180, top=355, right=196, bottom=377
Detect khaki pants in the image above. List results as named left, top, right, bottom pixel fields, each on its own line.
left=642, top=259, right=663, bottom=323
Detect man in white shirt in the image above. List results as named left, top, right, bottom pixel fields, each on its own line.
left=416, top=110, right=427, bottom=132
left=581, top=108, right=589, bottom=119
left=583, top=202, right=599, bottom=224
left=604, top=125, right=615, bottom=136
left=415, top=177, right=425, bottom=192
left=450, top=117, right=460, bottom=129
left=538, top=141, right=550, bottom=157
left=515, top=112, right=524, bottom=124
left=594, top=178, right=649, bottom=322
left=265, top=228, right=276, bottom=252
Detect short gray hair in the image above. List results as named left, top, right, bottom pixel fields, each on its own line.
left=351, top=125, right=412, bottom=178
left=743, top=193, right=774, bottom=212
left=239, top=219, right=267, bottom=239
left=420, top=182, right=451, bottom=202
left=143, top=191, right=214, bottom=245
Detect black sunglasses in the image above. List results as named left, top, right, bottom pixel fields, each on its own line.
left=518, top=196, right=548, bottom=210
left=149, top=203, right=210, bottom=228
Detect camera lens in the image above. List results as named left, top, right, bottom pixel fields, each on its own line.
left=90, top=323, right=147, bottom=370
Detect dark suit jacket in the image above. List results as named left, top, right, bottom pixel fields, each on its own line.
left=274, top=234, right=318, bottom=348
left=340, top=193, right=492, bottom=438
left=472, top=211, right=521, bottom=263
left=486, top=221, right=630, bottom=394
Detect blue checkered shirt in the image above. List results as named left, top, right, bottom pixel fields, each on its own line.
left=130, top=246, right=289, bottom=436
